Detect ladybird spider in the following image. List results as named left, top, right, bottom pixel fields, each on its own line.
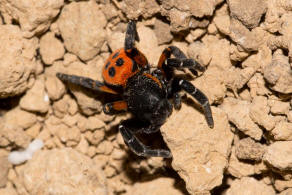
left=57, top=21, right=214, bottom=158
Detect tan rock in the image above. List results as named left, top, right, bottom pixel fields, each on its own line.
left=0, top=25, right=37, bottom=98
left=100, top=3, right=119, bottom=21
left=264, top=50, right=292, bottom=94
left=278, top=188, right=292, bottom=195
left=271, top=121, right=292, bottom=141
left=235, top=137, right=265, bottom=161
left=275, top=179, right=292, bottom=192
left=220, top=97, right=263, bottom=140
left=201, top=35, right=232, bottom=70
left=0, top=185, right=17, bottom=195
left=75, top=135, right=89, bottom=155
left=126, top=177, right=185, bottom=195
left=227, top=0, right=267, bottom=29
left=0, top=0, right=64, bottom=37
left=118, top=0, right=160, bottom=19
left=161, top=106, right=233, bottom=194
left=229, top=19, right=267, bottom=51
left=270, top=100, right=290, bottom=115
left=154, top=19, right=173, bottom=45
left=0, top=117, right=31, bottom=148
left=4, top=107, right=37, bottom=129
left=224, top=66, right=256, bottom=93
left=185, top=29, right=206, bottom=43
left=49, top=123, right=80, bottom=147
left=136, top=25, right=162, bottom=66
left=107, top=31, right=124, bottom=52
left=160, top=0, right=223, bottom=31
left=264, top=141, right=292, bottom=170
left=0, top=155, right=10, bottom=187
left=20, top=79, right=50, bottom=113
left=213, top=4, right=230, bottom=35
left=58, top=1, right=107, bottom=61
left=187, top=42, right=211, bottom=67
left=25, top=123, right=42, bottom=139
left=249, top=96, right=276, bottom=131
left=192, top=67, right=226, bottom=104
left=96, top=140, right=114, bottom=155
left=40, top=32, right=65, bottom=65
left=248, top=73, right=272, bottom=98
left=229, top=44, right=249, bottom=62
left=45, top=75, right=66, bottom=101
left=225, top=177, right=275, bottom=195
left=227, top=147, right=255, bottom=178
left=84, top=130, right=105, bottom=146
left=20, top=148, right=107, bottom=194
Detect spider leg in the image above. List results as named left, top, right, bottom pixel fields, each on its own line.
left=177, top=79, right=214, bottom=128
left=119, top=122, right=172, bottom=158
left=157, top=46, right=204, bottom=78
left=173, top=93, right=182, bottom=110
left=166, top=58, right=205, bottom=71
left=125, top=20, right=139, bottom=51
left=103, top=100, right=127, bottom=115
left=56, top=73, right=118, bottom=94
left=124, top=21, right=149, bottom=70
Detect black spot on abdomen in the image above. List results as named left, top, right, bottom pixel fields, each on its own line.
left=116, top=58, right=124, bottom=66
left=112, top=51, right=120, bottom=59
left=105, top=61, right=110, bottom=69
left=131, top=60, right=138, bottom=72
left=108, top=67, right=116, bottom=77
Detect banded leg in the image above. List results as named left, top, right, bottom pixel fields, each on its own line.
left=119, top=122, right=172, bottom=158
left=173, top=93, right=182, bottom=110
left=157, top=46, right=204, bottom=78
left=56, top=73, right=118, bottom=94
left=166, top=58, right=205, bottom=71
left=178, top=79, right=214, bottom=128
left=103, top=100, right=128, bottom=115
left=124, top=21, right=149, bottom=69
left=125, top=20, right=139, bottom=51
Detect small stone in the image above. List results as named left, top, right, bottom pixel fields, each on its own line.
left=0, top=155, right=10, bottom=187
left=227, top=147, right=255, bottom=178
left=40, top=32, right=65, bottom=65
left=45, top=75, right=66, bottom=101
left=220, top=97, right=263, bottom=140
left=58, top=1, right=107, bottom=61
left=96, top=140, right=114, bottom=155
left=227, top=0, right=267, bottom=29
left=235, top=137, right=265, bottom=161
left=21, top=148, right=107, bottom=194
left=154, top=19, right=173, bottom=45
left=136, top=25, right=162, bottom=66
left=126, top=177, right=185, bottom=195
left=225, top=177, right=275, bottom=195
left=264, top=141, right=292, bottom=170
left=264, top=50, right=292, bottom=94
left=4, top=107, right=37, bottom=130
left=270, top=100, right=290, bottom=115
left=271, top=121, right=292, bottom=141
left=20, top=79, right=50, bottom=113
left=161, top=105, right=233, bottom=194
left=0, top=25, right=37, bottom=98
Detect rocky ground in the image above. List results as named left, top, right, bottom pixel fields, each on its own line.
left=0, top=0, right=292, bottom=194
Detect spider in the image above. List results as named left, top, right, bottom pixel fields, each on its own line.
left=57, top=21, right=214, bottom=158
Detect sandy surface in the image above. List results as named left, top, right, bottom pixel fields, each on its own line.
left=0, top=0, right=292, bottom=194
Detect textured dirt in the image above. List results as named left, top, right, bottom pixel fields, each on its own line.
left=0, top=0, right=292, bottom=194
